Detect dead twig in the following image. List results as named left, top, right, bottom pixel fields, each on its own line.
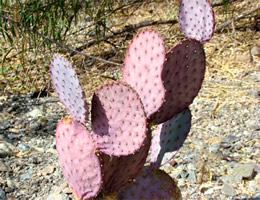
left=215, top=5, right=260, bottom=32
left=71, top=19, right=178, bottom=56
left=0, top=14, right=122, bottom=66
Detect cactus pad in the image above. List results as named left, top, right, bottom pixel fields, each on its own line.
left=50, top=54, right=88, bottom=123
left=150, top=39, right=205, bottom=124
left=118, top=167, right=182, bottom=200
left=178, top=0, right=215, bottom=43
left=150, top=108, right=191, bottom=169
left=91, top=81, right=147, bottom=156
left=123, top=29, right=166, bottom=118
left=56, top=117, right=101, bottom=199
left=100, top=131, right=151, bottom=194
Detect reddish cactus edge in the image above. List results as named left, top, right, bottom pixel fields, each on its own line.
left=50, top=54, right=89, bottom=123
left=118, top=167, right=182, bottom=200
left=91, top=81, right=147, bottom=156
left=178, top=0, right=215, bottom=44
left=123, top=29, right=166, bottom=118
left=100, top=131, right=151, bottom=194
left=150, top=39, right=205, bottom=124
left=150, top=108, right=191, bottom=169
left=56, top=117, right=101, bottom=199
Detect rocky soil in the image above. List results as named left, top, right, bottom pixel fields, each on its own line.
left=0, top=64, right=259, bottom=199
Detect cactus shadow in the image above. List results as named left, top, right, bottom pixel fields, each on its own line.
left=91, top=95, right=109, bottom=136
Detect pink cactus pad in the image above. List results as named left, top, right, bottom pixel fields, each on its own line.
left=178, top=0, right=215, bottom=44
left=100, top=131, right=151, bottom=194
left=56, top=117, right=101, bottom=199
left=150, top=39, right=205, bottom=124
left=118, top=167, right=182, bottom=200
left=50, top=54, right=89, bottom=123
left=123, top=29, right=166, bottom=118
left=91, top=81, right=147, bottom=156
left=150, top=108, right=191, bottom=169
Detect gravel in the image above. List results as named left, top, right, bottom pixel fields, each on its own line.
left=0, top=65, right=259, bottom=200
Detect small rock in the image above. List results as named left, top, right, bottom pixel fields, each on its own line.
left=232, top=164, right=254, bottom=179
left=6, top=178, right=16, bottom=189
left=0, top=160, right=11, bottom=172
left=20, top=168, right=33, bottom=181
left=46, top=148, right=57, bottom=154
left=39, top=165, right=55, bottom=176
left=0, top=120, right=11, bottom=130
left=47, top=192, right=69, bottom=200
left=0, top=141, right=15, bottom=158
left=20, top=173, right=32, bottom=181
left=220, top=175, right=242, bottom=184
left=204, top=188, right=214, bottom=195
left=29, top=122, right=41, bottom=131
left=26, top=108, right=43, bottom=118
left=221, top=183, right=236, bottom=196
left=17, top=143, right=30, bottom=152
left=253, top=192, right=260, bottom=199
left=209, top=143, right=220, bottom=153
left=251, top=46, right=260, bottom=57
left=187, top=170, right=197, bottom=184
left=221, top=135, right=238, bottom=143
left=0, top=188, right=7, bottom=200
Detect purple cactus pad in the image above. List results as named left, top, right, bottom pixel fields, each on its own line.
left=50, top=54, right=89, bottom=123
left=150, top=39, right=205, bottom=124
left=56, top=117, right=101, bottom=199
left=100, top=131, right=151, bottom=194
left=91, top=81, right=147, bottom=156
left=118, top=167, right=182, bottom=200
left=123, top=29, right=166, bottom=118
left=178, top=0, right=215, bottom=43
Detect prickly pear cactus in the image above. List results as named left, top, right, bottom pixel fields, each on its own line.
left=56, top=116, right=101, bottom=199
left=50, top=1, right=216, bottom=197
left=150, top=108, right=191, bottom=169
left=178, top=0, right=215, bottom=43
left=118, top=167, right=182, bottom=200
left=91, top=82, right=147, bottom=156
left=50, top=54, right=89, bottom=124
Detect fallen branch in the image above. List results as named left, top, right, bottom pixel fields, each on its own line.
left=0, top=14, right=121, bottom=66
left=215, top=5, right=260, bottom=32
left=71, top=19, right=178, bottom=56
